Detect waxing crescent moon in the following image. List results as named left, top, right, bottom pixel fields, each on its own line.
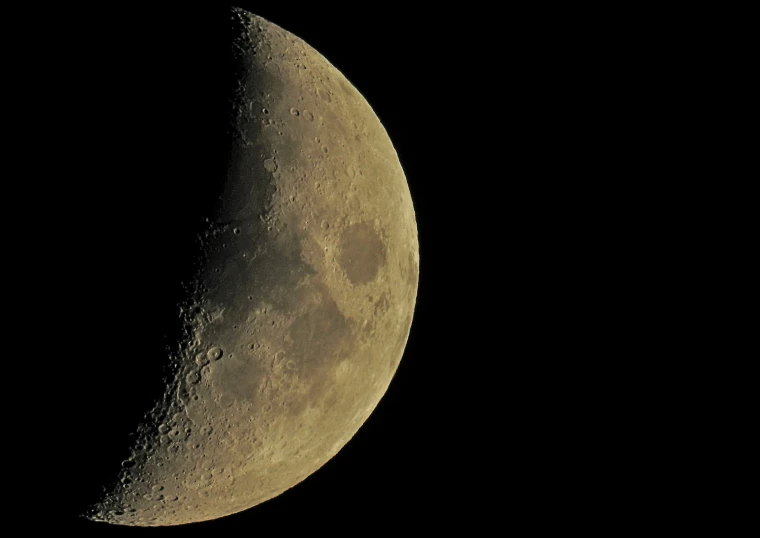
left=86, top=6, right=418, bottom=527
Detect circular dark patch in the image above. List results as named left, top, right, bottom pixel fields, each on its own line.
left=338, top=223, right=386, bottom=285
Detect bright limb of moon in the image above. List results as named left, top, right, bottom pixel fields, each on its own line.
left=86, top=6, right=418, bottom=527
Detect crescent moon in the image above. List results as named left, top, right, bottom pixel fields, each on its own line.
left=87, top=6, right=418, bottom=527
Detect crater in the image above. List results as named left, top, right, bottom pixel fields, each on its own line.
left=338, top=223, right=386, bottom=285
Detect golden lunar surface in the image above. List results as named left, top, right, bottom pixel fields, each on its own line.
left=87, top=6, right=418, bottom=527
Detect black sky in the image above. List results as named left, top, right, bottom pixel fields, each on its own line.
left=32, top=3, right=469, bottom=534
left=13, top=2, right=616, bottom=534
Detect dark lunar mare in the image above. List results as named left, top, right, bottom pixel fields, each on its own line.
left=45, top=5, right=243, bottom=520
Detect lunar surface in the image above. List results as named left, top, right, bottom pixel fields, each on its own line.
left=86, top=6, right=418, bottom=527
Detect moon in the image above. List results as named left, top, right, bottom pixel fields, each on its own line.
left=86, top=6, right=418, bottom=527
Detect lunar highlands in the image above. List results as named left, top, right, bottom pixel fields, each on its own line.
left=86, top=6, right=418, bottom=526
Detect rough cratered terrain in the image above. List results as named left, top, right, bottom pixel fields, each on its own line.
left=87, top=6, right=418, bottom=526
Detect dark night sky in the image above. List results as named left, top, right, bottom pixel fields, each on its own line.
left=14, top=2, right=624, bottom=534
left=36, top=3, right=482, bottom=535
left=9, top=0, right=704, bottom=532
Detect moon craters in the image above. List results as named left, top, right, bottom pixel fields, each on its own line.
left=263, top=158, right=278, bottom=173
left=87, top=6, right=417, bottom=526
